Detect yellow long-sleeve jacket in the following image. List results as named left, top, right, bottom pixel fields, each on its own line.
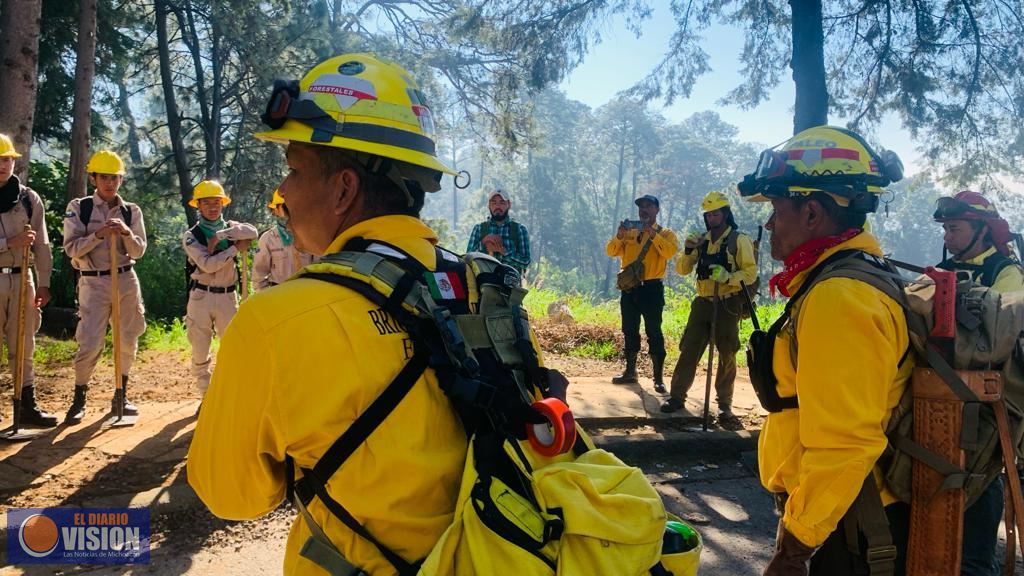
left=675, top=227, right=758, bottom=298
left=950, top=246, right=1024, bottom=294
left=188, top=215, right=468, bottom=575
left=606, top=225, right=679, bottom=281
left=757, top=231, right=913, bottom=548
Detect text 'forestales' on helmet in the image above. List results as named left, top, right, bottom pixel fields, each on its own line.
left=86, top=150, right=127, bottom=175
left=189, top=180, right=231, bottom=208
left=737, top=125, right=904, bottom=213
left=255, top=53, right=453, bottom=194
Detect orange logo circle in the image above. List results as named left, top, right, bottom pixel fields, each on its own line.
left=20, top=514, right=59, bottom=556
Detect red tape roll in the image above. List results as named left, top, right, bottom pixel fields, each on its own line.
left=526, top=397, right=577, bottom=457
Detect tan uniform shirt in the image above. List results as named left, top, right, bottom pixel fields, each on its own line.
left=183, top=221, right=258, bottom=288
left=63, top=195, right=147, bottom=271
left=252, top=226, right=316, bottom=290
left=0, top=185, right=52, bottom=287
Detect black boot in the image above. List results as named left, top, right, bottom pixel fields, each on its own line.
left=652, top=355, right=666, bottom=394
left=612, top=353, right=639, bottom=384
left=112, top=375, right=139, bottom=416
left=64, top=385, right=88, bottom=425
left=20, top=385, right=58, bottom=428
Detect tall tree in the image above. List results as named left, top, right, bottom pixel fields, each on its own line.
left=0, top=0, right=43, bottom=178
left=155, top=0, right=196, bottom=224
left=67, top=0, right=99, bottom=202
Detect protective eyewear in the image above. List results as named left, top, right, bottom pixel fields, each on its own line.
left=933, top=197, right=978, bottom=220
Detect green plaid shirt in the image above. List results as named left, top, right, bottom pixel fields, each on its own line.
left=467, top=218, right=531, bottom=273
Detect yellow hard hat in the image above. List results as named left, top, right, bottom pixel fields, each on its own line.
left=267, top=189, right=285, bottom=209
left=255, top=53, right=453, bottom=192
left=701, top=191, right=730, bottom=213
left=189, top=180, right=231, bottom=208
left=0, top=134, right=22, bottom=158
left=737, top=125, right=904, bottom=213
left=86, top=150, right=126, bottom=175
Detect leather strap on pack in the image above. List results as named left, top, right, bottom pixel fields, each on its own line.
left=994, top=400, right=1024, bottom=569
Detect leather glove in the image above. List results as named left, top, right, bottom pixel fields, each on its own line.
left=763, top=527, right=814, bottom=576
left=710, top=264, right=730, bottom=283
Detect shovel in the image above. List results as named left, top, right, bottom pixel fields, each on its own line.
left=2, top=225, right=45, bottom=441
left=700, top=281, right=720, bottom=432
left=103, top=233, right=135, bottom=427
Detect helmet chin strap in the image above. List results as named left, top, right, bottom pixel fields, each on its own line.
left=954, top=224, right=987, bottom=260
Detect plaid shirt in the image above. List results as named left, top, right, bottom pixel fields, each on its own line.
left=467, top=217, right=531, bottom=273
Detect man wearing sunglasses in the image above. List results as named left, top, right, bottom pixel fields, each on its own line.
left=738, top=125, right=912, bottom=576
left=933, top=190, right=1023, bottom=576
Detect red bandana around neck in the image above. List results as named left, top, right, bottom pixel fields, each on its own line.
left=769, top=228, right=863, bottom=297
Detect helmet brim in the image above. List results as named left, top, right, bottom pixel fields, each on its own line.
left=255, top=121, right=456, bottom=176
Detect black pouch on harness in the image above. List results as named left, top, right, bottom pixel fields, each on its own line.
left=746, top=322, right=796, bottom=413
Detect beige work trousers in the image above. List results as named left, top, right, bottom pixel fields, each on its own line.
left=0, top=272, right=41, bottom=386
left=73, top=271, right=147, bottom=386
left=185, top=289, right=237, bottom=393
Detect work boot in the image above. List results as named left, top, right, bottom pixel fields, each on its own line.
left=612, top=353, right=638, bottom=384
left=660, top=397, right=684, bottom=413
left=652, top=355, right=666, bottom=394
left=64, top=385, right=88, bottom=425
left=111, top=375, right=139, bottom=416
left=20, top=385, right=58, bottom=428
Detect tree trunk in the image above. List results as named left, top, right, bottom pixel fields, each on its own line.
left=603, top=134, right=628, bottom=295
left=789, top=0, right=828, bottom=133
left=451, top=135, right=458, bottom=229
left=66, top=0, right=98, bottom=203
left=117, top=77, right=143, bottom=163
left=156, top=0, right=196, bottom=225
left=0, top=0, right=43, bottom=180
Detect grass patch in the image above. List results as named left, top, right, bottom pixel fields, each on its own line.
left=526, top=286, right=786, bottom=366
left=139, top=318, right=191, bottom=352
left=569, top=340, right=618, bottom=361
left=34, top=336, right=78, bottom=365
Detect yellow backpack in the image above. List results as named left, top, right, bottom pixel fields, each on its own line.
left=291, top=242, right=701, bottom=575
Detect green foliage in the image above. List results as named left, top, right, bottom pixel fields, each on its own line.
left=570, top=340, right=617, bottom=361
left=33, top=336, right=78, bottom=365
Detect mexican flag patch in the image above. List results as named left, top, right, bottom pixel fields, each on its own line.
left=425, top=271, right=465, bottom=300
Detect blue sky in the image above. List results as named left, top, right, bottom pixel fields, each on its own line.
left=558, top=8, right=923, bottom=175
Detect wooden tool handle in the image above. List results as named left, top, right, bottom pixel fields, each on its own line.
left=110, top=234, right=123, bottom=393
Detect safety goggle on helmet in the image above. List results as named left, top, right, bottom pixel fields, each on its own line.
left=933, top=191, right=1000, bottom=222
left=255, top=53, right=454, bottom=193
left=737, top=126, right=904, bottom=213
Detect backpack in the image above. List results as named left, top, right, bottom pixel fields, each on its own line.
left=287, top=239, right=702, bottom=576
left=78, top=196, right=134, bottom=229
left=747, top=249, right=1024, bottom=571
left=696, top=228, right=761, bottom=318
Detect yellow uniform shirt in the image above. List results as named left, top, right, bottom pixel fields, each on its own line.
left=606, top=225, right=679, bottom=281
left=757, top=232, right=913, bottom=548
left=188, top=215, right=468, bottom=575
left=675, top=227, right=758, bottom=298
left=952, top=246, right=1024, bottom=294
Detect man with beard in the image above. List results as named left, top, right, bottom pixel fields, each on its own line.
left=466, top=189, right=531, bottom=274
left=660, top=191, right=758, bottom=423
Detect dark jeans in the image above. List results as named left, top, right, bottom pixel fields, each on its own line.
left=962, top=476, right=1004, bottom=576
left=620, top=280, right=665, bottom=360
left=810, top=502, right=910, bottom=576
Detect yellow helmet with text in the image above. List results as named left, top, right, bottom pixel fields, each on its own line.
left=189, top=180, right=232, bottom=208
left=737, top=125, right=904, bottom=213
left=255, top=53, right=453, bottom=194
left=0, top=134, right=22, bottom=158
left=86, top=150, right=126, bottom=175
left=701, top=191, right=730, bottom=213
